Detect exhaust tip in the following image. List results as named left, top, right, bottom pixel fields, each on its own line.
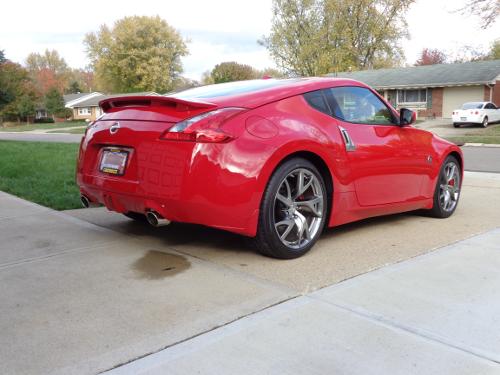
left=146, top=211, right=170, bottom=227
left=81, top=195, right=100, bottom=208
left=81, top=195, right=90, bottom=208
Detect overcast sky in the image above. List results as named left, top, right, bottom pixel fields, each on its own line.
left=1, top=0, right=498, bottom=81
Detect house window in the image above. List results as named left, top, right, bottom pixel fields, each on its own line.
left=78, top=107, right=92, bottom=115
left=397, top=89, right=427, bottom=104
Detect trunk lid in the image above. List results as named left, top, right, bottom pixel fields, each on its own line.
left=79, top=96, right=218, bottom=177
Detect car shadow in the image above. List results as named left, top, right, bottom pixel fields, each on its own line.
left=117, top=210, right=419, bottom=256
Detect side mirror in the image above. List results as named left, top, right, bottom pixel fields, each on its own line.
left=399, top=108, right=416, bottom=126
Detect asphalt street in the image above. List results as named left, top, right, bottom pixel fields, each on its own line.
left=461, top=146, right=500, bottom=173
left=0, top=132, right=83, bottom=143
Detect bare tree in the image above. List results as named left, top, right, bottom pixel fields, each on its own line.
left=460, top=0, right=500, bottom=28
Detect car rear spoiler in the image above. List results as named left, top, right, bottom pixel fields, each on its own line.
left=99, top=95, right=217, bottom=113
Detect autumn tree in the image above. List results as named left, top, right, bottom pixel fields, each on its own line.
left=0, top=58, right=38, bottom=124
left=415, top=48, right=447, bottom=65
left=66, top=68, right=95, bottom=93
left=45, top=88, right=66, bottom=119
left=459, top=0, right=499, bottom=28
left=17, top=94, right=36, bottom=124
left=84, top=16, right=188, bottom=93
left=261, top=0, right=414, bottom=76
left=171, top=76, right=199, bottom=92
left=210, top=62, right=258, bottom=83
left=201, top=70, right=214, bottom=85
left=488, top=39, right=500, bottom=59
left=25, top=49, right=70, bottom=95
left=67, top=80, right=82, bottom=94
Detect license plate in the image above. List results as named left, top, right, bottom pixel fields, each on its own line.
left=100, top=148, right=129, bottom=175
left=460, top=117, right=467, bottom=121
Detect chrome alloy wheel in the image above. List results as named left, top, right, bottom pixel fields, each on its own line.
left=273, top=168, right=325, bottom=249
left=439, top=161, right=460, bottom=212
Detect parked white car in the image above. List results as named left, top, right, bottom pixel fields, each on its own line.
left=452, top=102, right=500, bottom=128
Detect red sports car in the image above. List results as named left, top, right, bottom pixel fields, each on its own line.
left=77, top=78, right=463, bottom=259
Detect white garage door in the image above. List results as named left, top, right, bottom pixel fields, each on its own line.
left=442, top=86, right=484, bottom=118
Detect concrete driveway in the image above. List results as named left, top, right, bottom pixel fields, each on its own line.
left=1, top=171, right=500, bottom=374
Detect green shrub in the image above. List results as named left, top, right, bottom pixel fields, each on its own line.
left=34, top=117, right=55, bottom=123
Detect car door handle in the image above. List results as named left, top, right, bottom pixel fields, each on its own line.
left=339, top=126, right=356, bottom=152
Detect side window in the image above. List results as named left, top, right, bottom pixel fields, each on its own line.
left=303, top=90, right=331, bottom=116
left=485, top=103, right=496, bottom=109
left=325, top=86, right=395, bottom=125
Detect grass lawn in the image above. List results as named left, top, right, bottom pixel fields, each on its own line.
left=0, top=121, right=87, bottom=132
left=444, top=124, right=500, bottom=145
left=0, top=140, right=81, bottom=210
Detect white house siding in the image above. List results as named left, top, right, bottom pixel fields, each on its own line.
left=442, top=86, right=484, bottom=118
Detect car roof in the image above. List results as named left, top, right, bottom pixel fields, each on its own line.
left=169, top=77, right=370, bottom=108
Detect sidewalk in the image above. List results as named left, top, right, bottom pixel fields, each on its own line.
left=107, top=227, right=500, bottom=375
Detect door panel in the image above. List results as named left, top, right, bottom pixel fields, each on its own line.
left=339, top=122, right=428, bottom=206
left=323, top=85, right=434, bottom=206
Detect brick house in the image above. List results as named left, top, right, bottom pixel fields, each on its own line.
left=331, top=59, right=500, bottom=119
left=64, top=92, right=159, bottom=121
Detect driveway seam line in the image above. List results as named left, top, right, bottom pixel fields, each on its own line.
left=307, top=295, right=500, bottom=366
left=98, top=295, right=300, bottom=374
left=0, top=240, right=121, bottom=270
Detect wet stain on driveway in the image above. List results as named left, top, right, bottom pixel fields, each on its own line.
left=132, top=250, right=190, bottom=280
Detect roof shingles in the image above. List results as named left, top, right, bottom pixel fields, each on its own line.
left=329, top=59, right=500, bottom=89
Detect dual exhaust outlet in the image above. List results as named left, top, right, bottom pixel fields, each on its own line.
left=80, top=195, right=170, bottom=227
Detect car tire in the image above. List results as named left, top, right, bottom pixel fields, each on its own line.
left=482, top=117, right=488, bottom=128
left=252, top=158, right=328, bottom=259
left=123, top=212, right=148, bottom=223
left=427, top=155, right=461, bottom=219
left=453, top=123, right=460, bottom=128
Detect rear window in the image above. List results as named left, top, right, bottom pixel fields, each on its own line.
left=303, top=91, right=331, bottom=115
left=171, top=79, right=301, bottom=99
left=462, top=102, right=484, bottom=109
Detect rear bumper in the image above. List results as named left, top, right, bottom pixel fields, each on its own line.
left=451, top=115, right=482, bottom=124
left=76, top=140, right=263, bottom=237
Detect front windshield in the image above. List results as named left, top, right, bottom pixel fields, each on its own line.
left=461, top=102, right=483, bottom=110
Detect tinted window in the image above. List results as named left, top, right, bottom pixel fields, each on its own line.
left=462, top=102, right=483, bottom=109
left=325, top=86, right=394, bottom=125
left=485, top=103, right=497, bottom=109
left=304, top=91, right=331, bottom=115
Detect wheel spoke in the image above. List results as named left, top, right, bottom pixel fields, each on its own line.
left=447, top=165, right=456, bottom=183
left=293, top=211, right=310, bottom=245
left=277, top=193, right=292, bottom=207
left=295, top=171, right=313, bottom=198
left=275, top=219, right=295, bottom=240
left=284, top=179, right=292, bottom=201
left=295, top=196, right=323, bottom=217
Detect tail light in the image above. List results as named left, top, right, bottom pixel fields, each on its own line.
left=474, top=111, right=479, bottom=115
left=160, top=107, right=245, bottom=143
